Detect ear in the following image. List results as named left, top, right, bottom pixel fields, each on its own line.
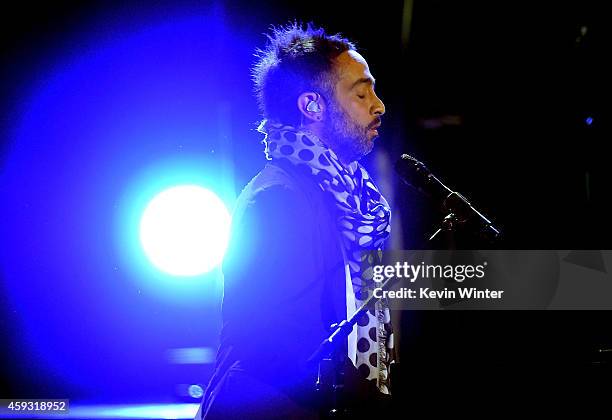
left=297, top=92, right=325, bottom=123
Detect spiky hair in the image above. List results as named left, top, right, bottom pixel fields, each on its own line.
left=252, top=22, right=356, bottom=127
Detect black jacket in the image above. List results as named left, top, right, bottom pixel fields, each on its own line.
left=199, top=161, right=348, bottom=419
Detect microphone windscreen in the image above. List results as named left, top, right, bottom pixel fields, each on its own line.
left=394, top=154, right=433, bottom=195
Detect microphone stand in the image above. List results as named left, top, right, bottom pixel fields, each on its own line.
left=395, top=154, right=501, bottom=246
left=429, top=190, right=501, bottom=245
left=307, top=275, right=397, bottom=419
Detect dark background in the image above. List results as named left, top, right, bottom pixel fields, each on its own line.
left=6, top=0, right=607, bottom=247
left=1, top=0, right=610, bottom=402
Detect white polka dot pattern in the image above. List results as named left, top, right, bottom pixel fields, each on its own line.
left=263, top=123, right=395, bottom=394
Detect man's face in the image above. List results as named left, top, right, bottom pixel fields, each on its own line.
left=322, top=50, right=385, bottom=163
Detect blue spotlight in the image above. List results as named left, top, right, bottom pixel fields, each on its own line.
left=585, top=116, right=593, bottom=126
left=139, top=185, right=231, bottom=276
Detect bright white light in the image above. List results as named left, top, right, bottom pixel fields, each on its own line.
left=139, top=185, right=231, bottom=276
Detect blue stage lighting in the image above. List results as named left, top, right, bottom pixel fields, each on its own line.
left=585, top=116, right=593, bottom=126
left=139, top=185, right=231, bottom=276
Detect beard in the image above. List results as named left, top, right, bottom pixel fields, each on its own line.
left=321, top=99, right=374, bottom=163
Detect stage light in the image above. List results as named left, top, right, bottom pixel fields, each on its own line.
left=585, top=117, right=593, bottom=126
left=188, top=384, right=204, bottom=399
left=139, top=185, right=231, bottom=276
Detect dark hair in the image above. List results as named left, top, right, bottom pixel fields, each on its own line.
left=252, top=22, right=356, bottom=128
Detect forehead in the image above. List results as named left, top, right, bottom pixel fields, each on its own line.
left=333, top=50, right=374, bottom=90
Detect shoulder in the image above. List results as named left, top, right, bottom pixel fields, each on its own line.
left=245, top=163, right=309, bottom=195
left=236, top=163, right=319, bottom=217
left=222, top=163, right=323, bottom=278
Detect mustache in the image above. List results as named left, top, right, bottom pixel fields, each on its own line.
left=367, top=118, right=382, bottom=130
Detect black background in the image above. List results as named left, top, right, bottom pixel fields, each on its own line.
left=1, top=0, right=610, bottom=400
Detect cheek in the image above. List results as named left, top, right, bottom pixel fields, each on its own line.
left=344, top=100, right=371, bottom=126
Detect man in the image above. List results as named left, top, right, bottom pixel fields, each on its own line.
left=197, top=22, right=393, bottom=419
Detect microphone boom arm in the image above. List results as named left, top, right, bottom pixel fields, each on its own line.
left=395, top=154, right=501, bottom=244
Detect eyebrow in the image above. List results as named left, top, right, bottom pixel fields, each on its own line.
left=349, top=77, right=375, bottom=90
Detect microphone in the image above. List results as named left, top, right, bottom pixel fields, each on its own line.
left=395, top=154, right=501, bottom=242
left=394, top=154, right=453, bottom=202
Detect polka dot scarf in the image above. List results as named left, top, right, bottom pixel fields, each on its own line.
left=262, top=122, right=395, bottom=394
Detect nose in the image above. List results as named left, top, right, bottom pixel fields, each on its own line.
left=372, top=92, right=385, bottom=116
